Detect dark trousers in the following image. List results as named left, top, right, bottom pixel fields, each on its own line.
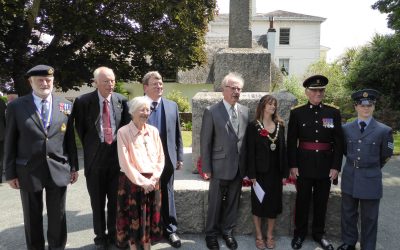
left=86, top=144, right=120, bottom=245
left=0, top=141, right=4, bottom=182
left=20, top=178, right=67, bottom=250
left=341, top=193, right=380, bottom=250
left=160, top=161, right=178, bottom=234
left=294, top=177, right=331, bottom=240
left=205, top=173, right=242, bottom=237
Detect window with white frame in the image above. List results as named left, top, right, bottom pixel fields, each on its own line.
left=279, top=58, right=290, bottom=75
left=279, top=28, right=290, bottom=45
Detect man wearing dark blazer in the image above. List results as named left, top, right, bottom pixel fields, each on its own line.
left=0, top=97, right=6, bottom=182
left=72, top=67, right=130, bottom=250
left=4, top=65, right=79, bottom=250
left=142, top=71, right=184, bottom=248
left=337, top=89, right=393, bottom=250
left=201, top=72, right=249, bottom=250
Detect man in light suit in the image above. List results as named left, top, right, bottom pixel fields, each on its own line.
left=142, top=71, right=183, bottom=248
left=4, top=65, right=79, bottom=250
left=201, top=72, right=249, bottom=250
left=337, top=89, right=393, bottom=250
left=72, top=67, right=130, bottom=250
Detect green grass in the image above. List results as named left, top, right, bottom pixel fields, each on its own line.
left=394, top=131, right=400, bottom=155
left=182, top=131, right=192, bottom=147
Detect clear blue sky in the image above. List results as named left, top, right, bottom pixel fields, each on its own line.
left=217, top=0, right=394, bottom=61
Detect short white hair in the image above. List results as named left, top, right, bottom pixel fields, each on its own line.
left=93, top=66, right=114, bottom=80
left=128, top=96, right=149, bottom=116
left=221, top=72, right=244, bottom=88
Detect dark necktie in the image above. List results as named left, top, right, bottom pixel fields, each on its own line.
left=359, top=121, right=367, bottom=133
left=151, top=101, right=158, bottom=112
left=103, top=99, right=113, bottom=144
left=41, top=99, right=49, bottom=130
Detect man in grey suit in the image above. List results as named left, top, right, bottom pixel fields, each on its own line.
left=142, top=71, right=184, bottom=248
left=201, top=72, right=249, bottom=250
left=338, top=89, right=393, bottom=250
left=4, top=65, right=79, bottom=250
left=72, top=66, right=130, bottom=250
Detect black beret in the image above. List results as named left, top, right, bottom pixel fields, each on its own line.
left=351, top=89, right=380, bottom=105
left=303, top=75, right=329, bottom=89
left=26, top=65, right=54, bottom=77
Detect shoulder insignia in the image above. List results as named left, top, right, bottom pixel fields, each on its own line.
left=291, top=103, right=306, bottom=110
left=324, top=103, right=339, bottom=109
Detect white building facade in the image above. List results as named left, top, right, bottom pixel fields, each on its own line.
left=207, top=10, right=328, bottom=77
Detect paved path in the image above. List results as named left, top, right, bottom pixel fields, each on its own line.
left=1, top=151, right=399, bottom=250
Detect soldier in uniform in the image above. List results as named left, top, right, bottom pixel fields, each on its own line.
left=288, top=75, right=344, bottom=250
left=337, top=89, right=393, bottom=250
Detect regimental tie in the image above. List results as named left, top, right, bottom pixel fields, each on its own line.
left=360, top=121, right=367, bottom=133
left=230, top=105, right=239, bottom=134
left=41, top=99, right=49, bottom=131
left=151, top=101, right=158, bottom=112
left=103, top=99, right=113, bottom=144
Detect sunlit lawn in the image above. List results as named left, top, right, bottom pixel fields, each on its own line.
left=394, top=131, right=400, bottom=155
left=182, top=131, right=192, bottom=148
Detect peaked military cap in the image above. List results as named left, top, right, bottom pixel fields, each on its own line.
left=351, top=89, right=380, bottom=105
left=26, top=65, right=54, bottom=77
left=303, top=75, right=329, bottom=89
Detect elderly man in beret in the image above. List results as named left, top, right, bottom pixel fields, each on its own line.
left=337, top=89, right=393, bottom=250
left=288, top=75, right=344, bottom=250
left=3, top=65, right=79, bottom=250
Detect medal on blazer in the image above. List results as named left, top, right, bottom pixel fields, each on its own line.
left=322, top=118, right=334, bottom=128
left=59, top=103, right=71, bottom=115
left=60, top=123, right=66, bottom=132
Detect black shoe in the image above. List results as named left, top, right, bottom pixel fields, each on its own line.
left=337, top=243, right=355, bottom=250
left=291, top=236, right=304, bottom=249
left=314, top=238, right=334, bottom=250
left=205, top=236, right=219, bottom=250
left=168, top=233, right=182, bottom=248
left=222, top=235, right=238, bottom=250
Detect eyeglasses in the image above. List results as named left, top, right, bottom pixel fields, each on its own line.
left=225, top=85, right=242, bottom=92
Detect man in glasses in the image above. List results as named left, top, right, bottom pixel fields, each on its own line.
left=288, top=75, right=344, bottom=250
left=201, top=72, right=249, bottom=249
left=337, top=89, right=393, bottom=250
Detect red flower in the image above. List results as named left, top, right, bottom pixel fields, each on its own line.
left=259, top=129, right=269, bottom=137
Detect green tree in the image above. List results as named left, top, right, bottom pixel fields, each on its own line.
left=0, top=0, right=216, bottom=95
left=346, top=33, right=400, bottom=128
left=347, top=34, right=400, bottom=110
left=372, top=0, right=400, bottom=31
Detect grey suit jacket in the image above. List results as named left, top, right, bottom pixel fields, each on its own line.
left=341, top=118, right=393, bottom=199
left=160, top=97, right=183, bottom=167
left=200, top=101, right=249, bottom=180
left=4, top=94, right=78, bottom=191
left=72, top=90, right=130, bottom=175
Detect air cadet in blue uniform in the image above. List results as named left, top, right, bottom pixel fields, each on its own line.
left=288, top=75, right=344, bottom=250
left=337, top=89, right=393, bottom=250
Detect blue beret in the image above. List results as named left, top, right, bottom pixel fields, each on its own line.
left=26, top=65, right=54, bottom=77
left=303, top=75, right=328, bottom=89
left=351, top=89, right=380, bottom=105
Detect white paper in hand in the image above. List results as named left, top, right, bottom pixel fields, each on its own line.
left=254, top=181, right=265, bottom=203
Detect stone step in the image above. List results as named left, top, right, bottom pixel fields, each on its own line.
left=176, top=148, right=341, bottom=239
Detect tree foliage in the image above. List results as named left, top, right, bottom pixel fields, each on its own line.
left=372, top=0, right=400, bottom=31
left=346, top=34, right=400, bottom=110
left=0, top=0, right=216, bottom=95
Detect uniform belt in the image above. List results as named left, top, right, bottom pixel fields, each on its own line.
left=299, top=142, right=332, bottom=151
